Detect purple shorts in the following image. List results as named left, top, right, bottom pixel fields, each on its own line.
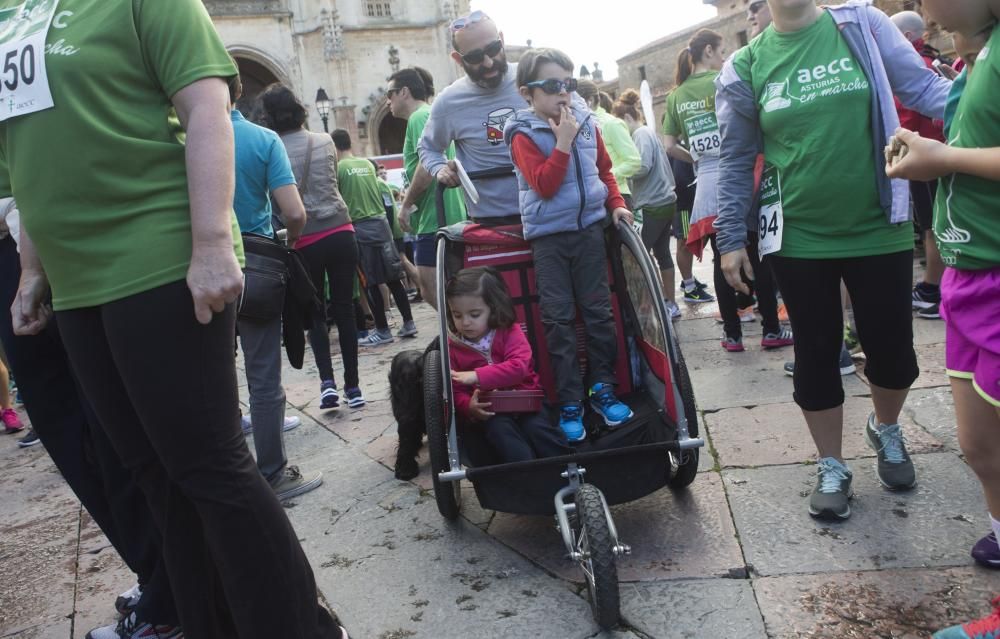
left=941, top=266, right=1000, bottom=406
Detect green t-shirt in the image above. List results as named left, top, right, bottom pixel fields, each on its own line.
left=404, top=104, right=466, bottom=236
left=933, top=24, right=1000, bottom=270
left=337, top=156, right=384, bottom=223
left=378, top=179, right=403, bottom=240
left=0, top=0, right=242, bottom=310
left=732, top=13, right=912, bottom=259
left=663, top=71, right=719, bottom=146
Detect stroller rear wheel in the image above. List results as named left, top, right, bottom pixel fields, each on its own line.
left=575, top=484, right=620, bottom=629
left=667, top=345, right=699, bottom=489
left=423, top=351, right=461, bottom=519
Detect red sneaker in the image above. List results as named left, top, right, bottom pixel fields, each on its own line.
left=761, top=328, right=794, bottom=350
left=2, top=408, right=23, bottom=433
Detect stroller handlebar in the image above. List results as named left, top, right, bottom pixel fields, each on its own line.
left=435, top=165, right=516, bottom=228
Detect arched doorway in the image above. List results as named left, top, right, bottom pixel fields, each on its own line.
left=377, top=113, right=407, bottom=154
left=232, top=56, right=282, bottom=122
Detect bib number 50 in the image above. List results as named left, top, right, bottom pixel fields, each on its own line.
left=1, top=45, right=35, bottom=94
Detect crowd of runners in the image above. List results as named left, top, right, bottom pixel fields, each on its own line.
left=0, top=0, right=997, bottom=637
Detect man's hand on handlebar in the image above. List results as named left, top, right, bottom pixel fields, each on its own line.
left=436, top=161, right=461, bottom=187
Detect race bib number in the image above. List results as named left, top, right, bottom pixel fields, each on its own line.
left=758, top=164, right=783, bottom=258
left=0, top=0, right=58, bottom=122
left=684, top=112, right=720, bottom=162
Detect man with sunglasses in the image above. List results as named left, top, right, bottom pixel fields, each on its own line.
left=416, top=10, right=527, bottom=222
left=747, top=0, right=772, bottom=38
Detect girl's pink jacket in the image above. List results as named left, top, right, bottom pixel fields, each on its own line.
left=448, top=324, right=542, bottom=420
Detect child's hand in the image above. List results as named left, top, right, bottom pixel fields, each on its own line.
left=468, top=389, right=495, bottom=422
left=451, top=370, right=479, bottom=386
left=550, top=105, right=579, bottom=152
left=885, top=128, right=953, bottom=181
left=612, top=207, right=634, bottom=227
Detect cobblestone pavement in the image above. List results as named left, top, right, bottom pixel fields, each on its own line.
left=2, top=251, right=996, bottom=639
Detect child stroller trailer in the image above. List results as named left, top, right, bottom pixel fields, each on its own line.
left=424, top=169, right=704, bottom=628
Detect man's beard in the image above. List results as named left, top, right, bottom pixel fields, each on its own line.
left=464, top=54, right=508, bottom=89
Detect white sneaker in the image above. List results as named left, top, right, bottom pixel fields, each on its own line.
left=86, top=612, right=182, bottom=639
left=241, top=415, right=301, bottom=434
left=114, top=583, right=142, bottom=616
left=664, top=300, right=682, bottom=320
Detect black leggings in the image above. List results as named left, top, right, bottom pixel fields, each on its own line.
left=769, top=250, right=919, bottom=411
left=299, top=231, right=360, bottom=387
left=56, top=280, right=338, bottom=638
left=0, top=237, right=176, bottom=624
left=368, top=280, right=413, bottom=331
left=710, top=233, right=781, bottom=337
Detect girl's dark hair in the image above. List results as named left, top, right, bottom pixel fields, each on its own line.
left=388, top=66, right=435, bottom=101
left=612, top=88, right=642, bottom=121
left=598, top=91, right=614, bottom=112
left=445, top=267, right=516, bottom=333
left=259, top=83, right=307, bottom=134
left=675, top=29, right=723, bottom=86
left=516, top=48, right=574, bottom=88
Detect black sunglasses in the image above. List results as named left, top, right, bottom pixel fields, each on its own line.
left=525, top=77, right=578, bottom=95
left=461, top=39, right=503, bottom=65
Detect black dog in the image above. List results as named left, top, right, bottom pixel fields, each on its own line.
left=389, top=349, right=427, bottom=480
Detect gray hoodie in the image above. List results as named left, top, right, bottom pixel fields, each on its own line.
left=417, top=66, right=527, bottom=220
left=629, top=125, right=677, bottom=210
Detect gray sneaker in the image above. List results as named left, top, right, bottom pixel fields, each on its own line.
left=270, top=466, right=323, bottom=501
left=396, top=320, right=418, bottom=338
left=865, top=413, right=916, bottom=490
left=809, top=457, right=853, bottom=520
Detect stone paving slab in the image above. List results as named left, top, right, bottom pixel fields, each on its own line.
left=487, top=472, right=743, bottom=583
left=71, top=514, right=134, bottom=638
left=703, top=395, right=945, bottom=469
left=621, top=579, right=768, bottom=638
left=284, top=443, right=602, bottom=639
left=912, top=315, right=947, bottom=346
left=682, top=338, right=870, bottom=411
left=903, top=386, right=959, bottom=452
left=0, top=512, right=79, bottom=638
left=724, top=452, right=985, bottom=577
left=753, top=565, right=1000, bottom=639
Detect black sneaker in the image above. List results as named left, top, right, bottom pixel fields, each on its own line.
left=917, top=303, right=941, bottom=320
left=17, top=429, right=40, bottom=448
left=864, top=413, right=916, bottom=490
left=809, top=457, right=853, bottom=520
left=911, top=283, right=940, bottom=309
left=682, top=284, right=715, bottom=304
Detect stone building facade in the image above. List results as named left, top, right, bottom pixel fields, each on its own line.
left=203, top=0, right=470, bottom=156
left=615, top=0, right=949, bottom=130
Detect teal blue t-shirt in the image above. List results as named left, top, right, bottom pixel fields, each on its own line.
left=232, top=110, right=296, bottom=237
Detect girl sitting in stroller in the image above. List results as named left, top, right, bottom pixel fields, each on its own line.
left=447, top=267, right=572, bottom=463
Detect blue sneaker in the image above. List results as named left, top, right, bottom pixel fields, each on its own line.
left=588, top=383, right=633, bottom=428
left=932, top=596, right=1000, bottom=638
left=320, top=380, right=339, bottom=409
left=559, top=403, right=586, bottom=443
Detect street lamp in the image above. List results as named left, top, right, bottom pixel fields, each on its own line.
left=315, top=88, right=332, bottom=132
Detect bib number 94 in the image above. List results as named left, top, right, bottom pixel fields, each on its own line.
left=757, top=164, right=784, bottom=258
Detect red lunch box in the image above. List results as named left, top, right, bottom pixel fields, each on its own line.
left=478, top=389, right=546, bottom=413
